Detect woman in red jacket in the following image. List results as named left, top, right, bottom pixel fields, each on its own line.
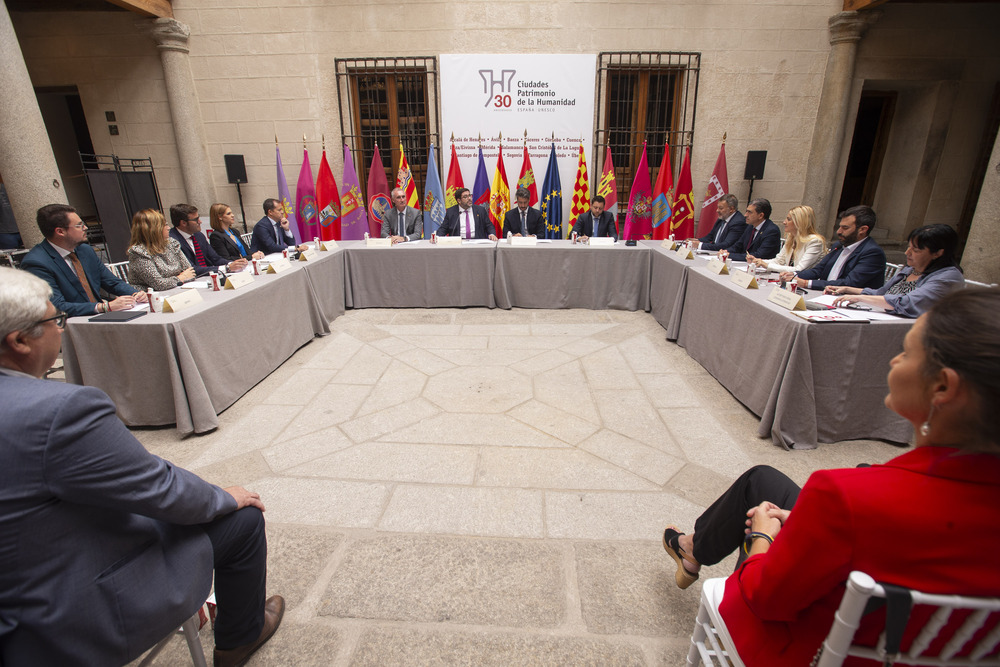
left=664, top=287, right=1000, bottom=666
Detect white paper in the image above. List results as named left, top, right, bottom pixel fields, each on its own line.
left=181, top=281, right=211, bottom=290
left=127, top=303, right=150, bottom=312
left=462, top=239, right=496, bottom=245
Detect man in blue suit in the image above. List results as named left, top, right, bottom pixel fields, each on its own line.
left=722, top=198, right=781, bottom=262
left=20, top=204, right=147, bottom=317
left=169, top=203, right=248, bottom=277
left=0, top=267, right=284, bottom=667
left=570, top=195, right=619, bottom=242
left=784, top=205, right=886, bottom=290
left=250, top=198, right=309, bottom=255
left=692, top=194, right=746, bottom=251
left=438, top=187, right=497, bottom=239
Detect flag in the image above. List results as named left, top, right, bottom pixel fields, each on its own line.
left=568, top=143, right=590, bottom=238
left=367, top=144, right=390, bottom=238
left=275, top=144, right=301, bottom=244
left=340, top=144, right=367, bottom=240
left=696, top=141, right=729, bottom=238
left=517, top=145, right=538, bottom=206
left=423, top=144, right=446, bottom=237
left=472, top=147, right=490, bottom=207
left=315, top=149, right=341, bottom=241
left=396, top=142, right=420, bottom=209
left=489, top=143, right=510, bottom=236
left=295, top=148, right=319, bottom=242
left=670, top=147, right=695, bottom=239
left=597, top=146, right=619, bottom=237
left=623, top=143, right=653, bottom=240
left=445, top=143, right=464, bottom=209
left=540, top=142, right=563, bottom=240
left=651, top=145, right=674, bottom=240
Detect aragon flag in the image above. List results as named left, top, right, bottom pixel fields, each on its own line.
left=489, top=142, right=510, bottom=236
left=445, top=142, right=464, bottom=209
left=568, top=143, right=590, bottom=238
left=670, top=147, right=695, bottom=240
left=339, top=144, right=367, bottom=240
left=651, top=144, right=674, bottom=241
left=367, top=145, right=390, bottom=238
left=517, top=144, right=538, bottom=206
left=315, top=148, right=341, bottom=241
left=396, top=142, right=420, bottom=209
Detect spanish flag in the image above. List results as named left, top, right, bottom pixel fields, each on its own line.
left=489, top=142, right=510, bottom=236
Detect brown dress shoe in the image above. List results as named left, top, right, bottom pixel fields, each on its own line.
left=213, top=595, right=285, bottom=667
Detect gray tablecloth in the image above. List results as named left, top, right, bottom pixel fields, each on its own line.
left=494, top=240, right=651, bottom=310
left=342, top=240, right=497, bottom=308
left=63, top=250, right=343, bottom=434
left=674, top=266, right=913, bottom=449
left=643, top=241, right=692, bottom=339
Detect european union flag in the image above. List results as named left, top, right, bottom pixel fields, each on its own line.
left=540, top=143, right=562, bottom=240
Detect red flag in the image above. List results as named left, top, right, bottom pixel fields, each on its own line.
left=295, top=149, right=318, bottom=241
left=366, top=145, right=390, bottom=237
left=670, top=148, right=695, bottom=240
left=597, top=146, right=619, bottom=237
left=696, top=141, right=729, bottom=237
left=651, top=145, right=674, bottom=241
left=568, top=144, right=591, bottom=236
left=316, top=149, right=341, bottom=241
left=517, top=145, right=538, bottom=206
left=489, top=144, right=509, bottom=236
left=623, top=143, right=652, bottom=240
left=445, top=143, right=464, bottom=209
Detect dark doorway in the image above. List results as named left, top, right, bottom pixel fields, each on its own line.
left=838, top=91, right=896, bottom=212
left=35, top=86, right=97, bottom=219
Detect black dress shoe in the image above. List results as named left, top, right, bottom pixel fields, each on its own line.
left=214, top=595, right=285, bottom=667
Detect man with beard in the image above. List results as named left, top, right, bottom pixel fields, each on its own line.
left=782, top=205, right=886, bottom=291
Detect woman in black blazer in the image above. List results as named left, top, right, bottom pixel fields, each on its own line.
left=208, top=203, right=263, bottom=262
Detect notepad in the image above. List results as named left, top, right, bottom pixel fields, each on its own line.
left=89, top=310, right=148, bottom=323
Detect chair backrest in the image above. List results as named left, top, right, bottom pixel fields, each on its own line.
left=814, top=571, right=1000, bottom=666
left=884, top=262, right=903, bottom=282
left=0, top=249, right=30, bottom=268
left=964, top=279, right=998, bottom=289
left=107, top=261, right=130, bottom=282
left=241, top=232, right=253, bottom=247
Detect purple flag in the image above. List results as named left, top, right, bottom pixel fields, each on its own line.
left=296, top=148, right=318, bottom=241
left=472, top=147, right=490, bottom=207
left=340, top=145, right=367, bottom=240
left=276, top=145, right=301, bottom=244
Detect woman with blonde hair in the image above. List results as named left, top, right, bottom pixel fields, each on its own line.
left=208, top=203, right=264, bottom=262
left=127, top=209, right=196, bottom=291
left=749, top=205, right=825, bottom=273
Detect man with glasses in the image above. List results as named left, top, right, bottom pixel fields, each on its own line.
left=0, top=266, right=284, bottom=667
left=20, top=204, right=148, bottom=317
left=380, top=187, right=422, bottom=243
left=169, top=203, right=248, bottom=277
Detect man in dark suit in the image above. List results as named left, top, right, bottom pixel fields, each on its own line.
left=250, top=198, right=310, bottom=255
left=784, top=205, right=885, bottom=290
left=381, top=187, right=422, bottom=243
left=722, top=198, right=781, bottom=262
left=438, top=187, right=496, bottom=240
left=0, top=267, right=283, bottom=667
left=503, top=187, right=544, bottom=237
left=169, top=203, right=247, bottom=277
left=571, top=195, right=618, bottom=241
left=20, top=203, right=147, bottom=317
left=692, top=194, right=746, bottom=251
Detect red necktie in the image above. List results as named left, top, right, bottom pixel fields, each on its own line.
left=746, top=227, right=756, bottom=250
left=192, top=234, right=206, bottom=266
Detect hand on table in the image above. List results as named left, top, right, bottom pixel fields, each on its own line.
left=177, top=267, right=196, bottom=283
left=108, top=295, right=137, bottom=311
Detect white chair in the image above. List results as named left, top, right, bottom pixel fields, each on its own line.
left=136, top=612, right=208, bottom=667
left=964, top=279, right=998, bottom=289
left=241, top=232, right=253, bottom=247
left=107, top=261, right=130, bottom=282
left=686, top=572, right=1000, bottom=667
left=885, top=262, right=903, bottom=282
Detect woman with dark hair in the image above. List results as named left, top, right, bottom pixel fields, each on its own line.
left=208, top=203, right=264, bottom=262
left=662, top=287, right=1000, bottom=665
left=829, top=223, right=964, bottom=317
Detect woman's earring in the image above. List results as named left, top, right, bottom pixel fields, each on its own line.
left=919, top=404, right=936, bottom=437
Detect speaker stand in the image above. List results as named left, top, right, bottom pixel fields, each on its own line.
left=235, top=182, right=248, bottom=233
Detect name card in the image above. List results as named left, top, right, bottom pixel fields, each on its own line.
left=706, top=258, right=729, bottom=275
left=319, top=239, right=338, bottom=251
left=298, top=248, right=319, bottom=261
left=661, top=240, right=679, bottom=250
left=161, top=289, right=204, bottom=313
left=767, top=286, right=807, bottom=311
left=366, top=237, right=392, bottom=248
left=224, top=271, right=254, bottom=290
left=730, top=270, right=759, bottom=289
left=588, top=237, right=615, bottom=246
left=266, top=257, right=293, bottom=274
left=437, top=235, right=463, bottom=246
left=510, top=236, right=538, bottom=246
left=675, top=246, right=695, bottom=260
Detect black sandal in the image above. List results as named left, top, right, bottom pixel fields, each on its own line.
left=663, top=526, right=700, bottom=589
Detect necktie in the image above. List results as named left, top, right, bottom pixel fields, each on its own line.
left=274, top=223, right=282, bottom=245
left=521, top=210, right=526, bottom=234
left=464, top=210, right=471, bottom=240
left=192, top=234, right=206, bottom=266
left=399, top=210, right=405, bottom=237
left=715, top=220, right=726, bottom=243
left=746, top=227, right=756, bottom=251
left=68, top=251, right=97, bottom=302
left=593, top=213, right=599, bottom=237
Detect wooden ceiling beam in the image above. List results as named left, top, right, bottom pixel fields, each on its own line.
left=103, top=0, right=171, bottom=18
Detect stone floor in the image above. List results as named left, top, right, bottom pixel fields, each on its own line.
left=131, top=307, right=907, bottom=666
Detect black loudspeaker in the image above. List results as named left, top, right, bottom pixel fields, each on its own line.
left=224, top=154, right=247, bottom=184
left=744, top=151, right=767, bottom=180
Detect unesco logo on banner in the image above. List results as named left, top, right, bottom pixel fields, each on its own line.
left=479, top=69, right=515, bottom=108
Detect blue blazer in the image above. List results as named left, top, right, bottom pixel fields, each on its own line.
left=503, top=207, right=545, bottom=237
left=698, top=211, right=747, bottom=251
left=0, top=373, right=236, bottom=665
left=796, top=236, right=886, bottom=289
left=20, top=241, right=135, bottom=317
left=438, top=205, right=495, bottom=239
left=725, top=219, right=781, bottom=262
left=250, top=215, right=295, bottom=255
left=168, top=228, right=226, bottom=277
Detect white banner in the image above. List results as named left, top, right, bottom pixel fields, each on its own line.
left=440, top=54, right=597, bottom=229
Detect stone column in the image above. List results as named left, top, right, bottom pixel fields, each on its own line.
left=802, top=11, right=876, bottom=234
left=150, top=18, right=216, bottom=208
left=0, top=0, right=67, bottom=248
left=961, top=132, right=1000, bottom=285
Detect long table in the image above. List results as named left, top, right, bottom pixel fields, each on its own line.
left=63, top=248, right=345, bottom=434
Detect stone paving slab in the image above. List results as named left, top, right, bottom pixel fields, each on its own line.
left=379, top=485, right=545, bottom=538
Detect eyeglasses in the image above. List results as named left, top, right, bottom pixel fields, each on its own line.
left=63, top=223, right=87, bottom=230
left=35, top=311, right=68, bottom=329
